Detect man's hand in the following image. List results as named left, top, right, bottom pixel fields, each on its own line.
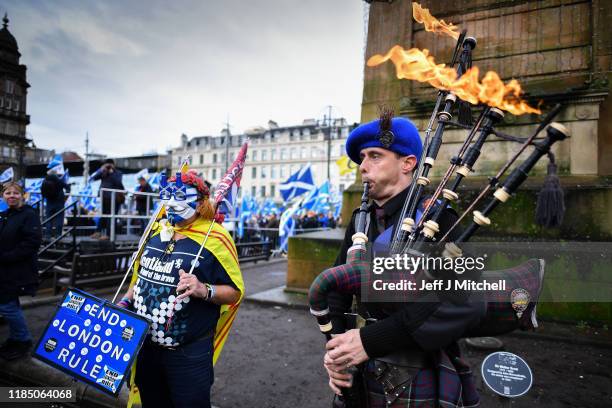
left=176, top=269, right=208, bottom=300
left=324, top=351, right=352, bottom=395
left=325, top=329, right=369, bottom=368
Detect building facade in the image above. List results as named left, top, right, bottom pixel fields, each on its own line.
left=114, top=153, right=171, bottom=173
left=0, top=14, right=30, bottom=179
left=170, top=119, right=358, bottom=200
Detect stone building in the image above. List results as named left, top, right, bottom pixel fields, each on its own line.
left=169, top=119, right=357, bottom=200
left=0, top=14, right=30, bottom=179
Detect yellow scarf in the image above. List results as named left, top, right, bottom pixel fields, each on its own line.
left=127, top=217, right=244, bottom=407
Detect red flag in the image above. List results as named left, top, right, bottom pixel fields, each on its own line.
left=214, top=140, right=249, bottom=220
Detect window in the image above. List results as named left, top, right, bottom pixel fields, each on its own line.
left=251, top=186, right=257, bottom=197
left=260, top=186, right=266, bottom=197
left=270, top=149, right=276, bottom=161
left=212, top=169, right=217, bottom=179
left=311, top=147, right=317, bottom=158
left=4, top=80, right=14, bottom=94
left=270, top=185, right=275, bottom=197
left=289, top=131, right=296, bottom=142
left=339, top=144, right=345, bottom=156
left=339, top=183, right=345, bottom=192
left=280, top=148, right=287, bottom=160
left=252, top=167, right=257, bottom=178
left=280, top=167, right=286, bottom=178
left=253, top=150, right=258, bottom=161
left=271, top=166, right=277, bottom=179
left=290, top=148, right=296, bottom=159
left=199, top=154, right=204, bottom=164
left=261, top=166, right=267, bottom=178
left=213, top=153, right=217, bottom=163
left=300, top=147, right=306, bottom=159
left=262, top=150, right=267, bottom=161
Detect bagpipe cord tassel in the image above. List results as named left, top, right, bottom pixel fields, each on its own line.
left=535, top=152, right=565, bottom=228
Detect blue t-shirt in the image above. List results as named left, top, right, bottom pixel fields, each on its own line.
left=133, top=234, right=235, bottom=347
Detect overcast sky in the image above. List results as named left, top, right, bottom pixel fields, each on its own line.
left=3, top=0, right=366, bottom=157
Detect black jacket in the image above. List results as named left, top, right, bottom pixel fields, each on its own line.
left=0, top=205, right=42, bottom=300
left=329, top=186, right=480, bottom=358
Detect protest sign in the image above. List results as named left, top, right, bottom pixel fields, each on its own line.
left=33, top=288, right=149, bottom=396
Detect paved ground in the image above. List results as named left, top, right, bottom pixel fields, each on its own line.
left=1, top=259, right=611, bottom=407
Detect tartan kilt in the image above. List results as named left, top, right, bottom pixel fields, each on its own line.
left=364, top=350, right=480, bottom=408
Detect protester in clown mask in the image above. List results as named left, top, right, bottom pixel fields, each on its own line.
left=117, top=170, right=244, bottom=408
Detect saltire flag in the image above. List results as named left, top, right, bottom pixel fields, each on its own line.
left=261, top=198, right=279, bottom=216
left=0, top=167, right=14, bottom=183
left=0, top=199, right=7, bottom=212
left=279, top=163, right=315, bottom=201
left=79, top=183, right=98, bottom=212
left=279, top=199, right=300, bottom=252
left=148, top=172, right=161, bottom=191
left=302, top=181, right=330, bottom=213
left=214, top=140, right=249, bottom=219
left=134, top=168, right=149, bottom=183
left=331, top=188, right=343, bottom=219
left=237, top=195, right=257, bottom=238
left=61, top=169, right=70, bottom=184
left=47, top=154, right=65, bottom=175
left=25, top=178, right=43, bottom=206
left=336, top=155, right=357, bottom=176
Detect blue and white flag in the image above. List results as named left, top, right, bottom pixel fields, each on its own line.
left=25, top=178, right=43, bottom=206
left=148, top=172, right=161, bottom=191
left=279, top=164, right=315, bottom=201
left=302, top=181, right=331, bottom=214
left=237, top=195, right=258, bottom=238
left=47, top=154, right=65, bottom=176
left=279, top=200, right=301, bottom=252
left=61, top=169, right=70, bottom=184
left=0, top=167, right=14, bottom=183
left=135, top=168, right=149, bottom=181
left=79, top=183, right=98, bottom=212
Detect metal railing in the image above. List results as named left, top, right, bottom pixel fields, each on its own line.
left=38, top=200, right=78, bottom=276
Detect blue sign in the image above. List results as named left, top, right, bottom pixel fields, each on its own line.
left=33, top=288, right=150, bottom=396
left=481, top=351, right=533, bottom=398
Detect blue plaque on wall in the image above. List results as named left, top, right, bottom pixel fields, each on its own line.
left=481, top=351, right=533, bottom=398
left=33, top=288, right=149, bottom=396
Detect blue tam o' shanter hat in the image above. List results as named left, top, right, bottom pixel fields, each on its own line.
left=346, top=117, right=422, bottom=164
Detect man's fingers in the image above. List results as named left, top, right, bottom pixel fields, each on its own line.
left=327, top=346, right=347, bottom=362
left=178, top=269, right=186, bottom=276
left=326, top=336, right=341, bottom=350
left=177, top=288, right=195, bottom=300
left=328, top=379, right=342, bottom=396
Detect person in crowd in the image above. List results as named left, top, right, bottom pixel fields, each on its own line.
left=90, top=159, right=124, bottom=240
left=135, top=175, right=153, bottom=233
left=302, top=210, right=319, bottom=229
left=0, top=182, right=42, bottom=360
left=117, top=170, right=243, bottom=408
left=265, top=213, right=280, bottom=244
left=327, top=211, right=337, bottom=229
left=41, top=167, right=70, bottom=238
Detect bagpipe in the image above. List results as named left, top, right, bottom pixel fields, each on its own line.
left=308, top=30, right=569, bottom=405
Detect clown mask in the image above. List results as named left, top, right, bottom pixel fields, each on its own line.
left=160, top=173, right=200, bottom=225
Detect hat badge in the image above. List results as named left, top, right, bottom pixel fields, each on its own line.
left=378, top=130, right=395, bottom=148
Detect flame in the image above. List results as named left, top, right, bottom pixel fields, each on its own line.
left=367, top=46, right=540, bottom=115
left=412, top=2, right=460, bottom=40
